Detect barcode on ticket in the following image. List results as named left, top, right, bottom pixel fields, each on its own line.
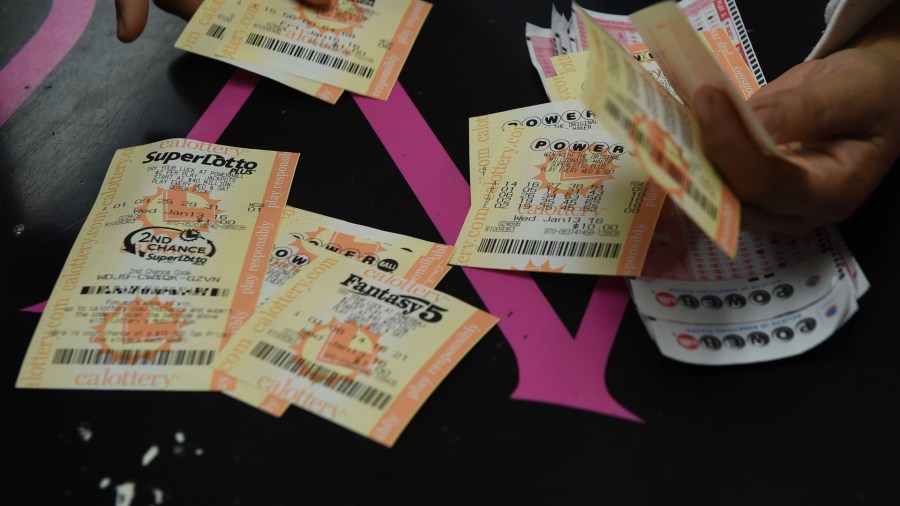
left=244, top=32, right=375, bottom=79
left=604, top=100, right=718, bottom=220
left=207, top=23, right=226, bottom=40
left=477, top=238, right=622, bottom=258
left=52, top=348, right=215, bottom=366
left=80, top=286, right=231, bottom=297
left=249, top=341, right=393, bottom=410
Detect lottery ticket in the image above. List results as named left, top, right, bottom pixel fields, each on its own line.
left=452, top=125, right=663, bottom=275
left=628, top=2, right=778, bottom=154
left=576, top=0, right=764, bottom=83
left=629, top=227, right=867, bottom=324
left=579, top=4, right=741, bottom=257
left=176, top=0, right=343, bottom=104
left=525, top=22, right=559, bottom=80
left=259, top=206, right=453, bottom=305
left=212, top=248, right=498, bottom=447
left=469, top=99, right=601, bottom=193
left=16, top=139, right=298, bottom=391
left=643, top=278, right=859, bottom=365
left=543, top=46, right=675, bottom=103
left=215, top=0, right=431, bottom=100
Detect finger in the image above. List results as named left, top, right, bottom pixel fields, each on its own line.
left=115, top=0, right=150, bottom=42
left=739, top=203, right=811, bottom=235
left=693, top=85, right=811, bottom=216
left=748, top=54, right=887, bottom=144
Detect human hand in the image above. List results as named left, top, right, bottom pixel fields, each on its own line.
left=116, top=0, right=338, bottom=43
left=693, top=4, right=900, bottom=234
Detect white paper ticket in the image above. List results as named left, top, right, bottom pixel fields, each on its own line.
left=176, top=0, right=343, bottom=104
left=643, top=278, right=859, bottom=365
left=629, top=240, right=852, bottom=324
left=212, top=248, right=498, bottom=447
left=452, top=125, right=663, bottom=275
left=16, top=139, right=298, bottom=391
left=216, top=0, right=431, bottom=99
left=259, top=206, right=454, bottom=305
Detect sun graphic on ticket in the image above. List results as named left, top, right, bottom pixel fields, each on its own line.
left=91, top=297, right=188, bottom=363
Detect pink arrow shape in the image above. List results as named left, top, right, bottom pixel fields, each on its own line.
left=354, top=85, right=640, bottom=421
left=0, top=0, right=95, bottom=127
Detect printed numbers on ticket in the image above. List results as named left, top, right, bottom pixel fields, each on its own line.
left=213, top=250, right=498, bottom=447
left=16, top=139, right=298, bottom=391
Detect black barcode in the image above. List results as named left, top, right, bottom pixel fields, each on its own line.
left=659, top=161, right=718, bottom=220
left=52, top=348, right=215, bottom=366
left=245, top=32, right=374, bottom=79
left=476, top=238, right=621, bottom=258
left=206, top=23, right=226, bottom=40
left=249, top=342, right=393, bottom=410
left=685, top=181, right=718, bottom=220
left=607, top=99, right=718, bottom=220
left=80, top=285, right=230, bottom=297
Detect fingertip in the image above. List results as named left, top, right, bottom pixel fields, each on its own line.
left=115, top=0, right=149, bottom=43
left=303, top=0, right=337, bottom=8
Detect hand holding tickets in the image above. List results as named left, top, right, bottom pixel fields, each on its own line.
left=693, top=0, right=900, bottom=234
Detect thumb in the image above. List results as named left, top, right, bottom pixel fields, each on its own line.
left=115, top=0, right=151, bottom=42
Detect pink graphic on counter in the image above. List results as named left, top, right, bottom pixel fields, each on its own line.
left=0, top=0, right=95, bottom=127
left=187, top=69, right=261, bottom=142
left=355, top=85, right=639, bottom=422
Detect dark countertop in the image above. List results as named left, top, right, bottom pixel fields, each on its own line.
left=3, top=1, right=898, bottom=504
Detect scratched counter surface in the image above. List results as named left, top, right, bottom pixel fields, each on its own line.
left=2, top=0, right=899, bottom=504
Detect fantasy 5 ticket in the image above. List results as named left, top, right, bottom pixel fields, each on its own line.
left=452, top=125, right=663, bottom=275
left=17, top=139, right=297, bottom=391
left=212, top=248, right=498, bottom=447
left=215, top=0, right=431, bottom=100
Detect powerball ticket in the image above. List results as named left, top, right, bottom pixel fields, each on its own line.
left=469, top=98, right=602, bottom=195
left=212, top=249, right=498, bottom=447
left=16, top=139, right=297, bottom=391
left=259, top=206, right=454, bottom=305
left=452, top=125, right=663, bottom=276
left=176, top=0, right=343, bottom=104
left=215, top=0, right=431, bottom=100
